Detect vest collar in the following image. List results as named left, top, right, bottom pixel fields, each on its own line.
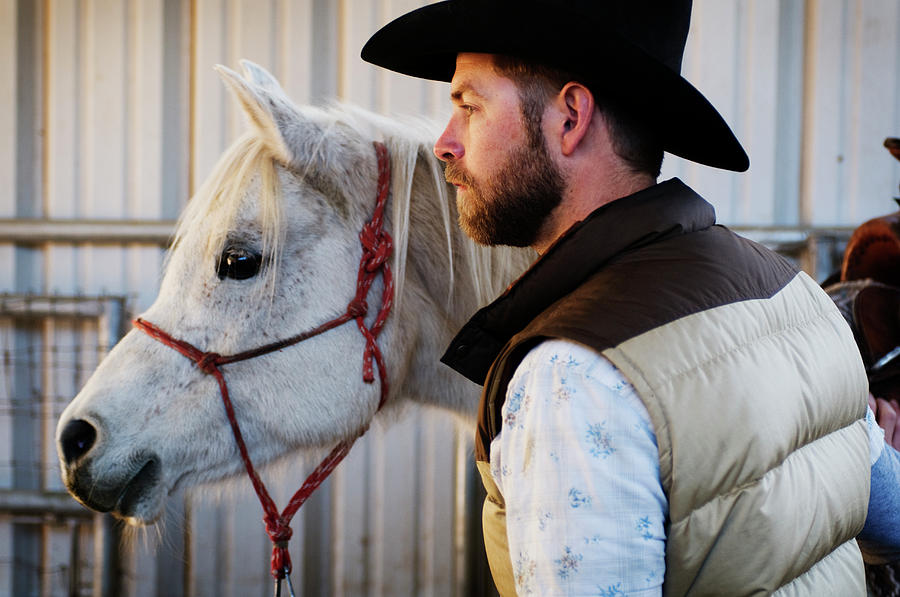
left=441, top=178, right=716, bottom=384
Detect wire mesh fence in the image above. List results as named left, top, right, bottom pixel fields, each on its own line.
left=0, top=294, right=128, bottom=597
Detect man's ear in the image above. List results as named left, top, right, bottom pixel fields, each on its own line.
left=555, top=82, right=596, bottom=156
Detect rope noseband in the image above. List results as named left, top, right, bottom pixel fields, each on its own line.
left=134, top=142, right=394, bottom=591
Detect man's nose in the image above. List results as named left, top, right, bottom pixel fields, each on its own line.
left=434, top=123, right=463, bottom=162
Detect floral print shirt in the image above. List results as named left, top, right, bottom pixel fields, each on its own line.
left=491, top=340, right=666, bottom=596
left=492, top=339, right=887, bottom=596
left=491, top=338, right=888, bottom=596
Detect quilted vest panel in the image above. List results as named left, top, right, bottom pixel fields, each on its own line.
left=603, top=272, right=869, bottom=595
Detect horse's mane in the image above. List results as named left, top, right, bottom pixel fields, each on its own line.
left=171, top=104, right=524, bottom=309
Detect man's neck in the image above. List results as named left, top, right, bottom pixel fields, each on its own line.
left=533, top=171, right=657, bottom=255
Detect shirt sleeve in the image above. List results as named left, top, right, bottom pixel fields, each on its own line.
left=866, top=405, right=886, bottom=466
left=861, top=406, right=900, bottom=561
left=860, top=442, right=900, bottom=561
left=490, top=339, right=666, bottom=596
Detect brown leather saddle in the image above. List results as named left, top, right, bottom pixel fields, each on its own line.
left=824, top=138, right=900, bottom=401
left=827, top=278, right=900, bottom=399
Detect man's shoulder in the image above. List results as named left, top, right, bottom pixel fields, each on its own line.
left=525, top=226, right=801, bottom=354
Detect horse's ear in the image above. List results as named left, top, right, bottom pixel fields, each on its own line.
left=213, top=64, right=294, bottom=165
left=239, top=60, right=285, bottom=94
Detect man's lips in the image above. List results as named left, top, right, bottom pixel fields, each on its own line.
left=444, top=163, right=472, bottom=191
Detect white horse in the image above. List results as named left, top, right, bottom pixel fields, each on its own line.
left=55, top=61, right=531, bottom=529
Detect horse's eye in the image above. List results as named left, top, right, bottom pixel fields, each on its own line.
left=217, top=247, right=262, bottom=280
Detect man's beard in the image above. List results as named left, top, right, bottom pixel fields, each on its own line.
left=445, top=128, right=565, bottom=247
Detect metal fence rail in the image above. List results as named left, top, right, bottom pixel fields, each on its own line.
left=735, top=226, right=853, bottom=282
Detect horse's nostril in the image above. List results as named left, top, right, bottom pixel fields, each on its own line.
left=60, top=419, right=97, bottom=465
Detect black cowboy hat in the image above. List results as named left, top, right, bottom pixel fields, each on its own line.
left=361, top=0, right=749, bottom=172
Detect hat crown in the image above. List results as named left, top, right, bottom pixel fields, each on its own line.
left=602, top=0, right=692, bottom=75
left=468, top=0, right=692, bottom=75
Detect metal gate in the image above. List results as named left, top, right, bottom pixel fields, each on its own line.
left=0, top=294, right=127, bottom=597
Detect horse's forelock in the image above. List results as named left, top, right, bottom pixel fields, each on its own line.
left=169, top=134, right=284, bottom=295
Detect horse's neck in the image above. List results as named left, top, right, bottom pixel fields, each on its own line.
left=392, top=156, right=533, bottom=417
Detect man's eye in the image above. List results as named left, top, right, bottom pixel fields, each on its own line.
left=461, top=104, right=476, bottom=115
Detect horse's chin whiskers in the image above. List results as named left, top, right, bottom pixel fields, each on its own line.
left=119, top=516, right=166, bottom=552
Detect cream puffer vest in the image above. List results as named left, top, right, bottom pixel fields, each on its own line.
left=443, top=180, right=871, bottom=596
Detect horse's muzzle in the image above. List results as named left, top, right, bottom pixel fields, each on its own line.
left=59, top=431, right=162, bottom=522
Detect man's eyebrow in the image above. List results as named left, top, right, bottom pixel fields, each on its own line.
left=450, top=82, right=483, bottom=102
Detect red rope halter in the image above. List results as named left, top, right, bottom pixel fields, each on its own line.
left=134, top=141, right=394, bottom=582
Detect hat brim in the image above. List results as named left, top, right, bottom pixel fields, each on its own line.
left=362, top=1, right=749, bottom=172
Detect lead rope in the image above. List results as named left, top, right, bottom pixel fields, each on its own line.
left=134, top=142, right=393, bottom=595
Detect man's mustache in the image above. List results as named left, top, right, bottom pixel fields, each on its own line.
left=444, top=163, right=475, bottom=188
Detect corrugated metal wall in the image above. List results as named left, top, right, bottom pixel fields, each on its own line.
left=663, top=0, right=900, bottom=227
left=1, top=1, right=899, bottom=596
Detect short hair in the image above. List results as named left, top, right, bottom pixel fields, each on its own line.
left=492, top=55, right=664, bottom=178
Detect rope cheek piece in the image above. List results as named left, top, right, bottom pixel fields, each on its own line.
left=134, top=142, right=394, bottom=596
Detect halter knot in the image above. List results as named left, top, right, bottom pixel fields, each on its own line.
left=347, top=298, right=368, bottom=319
left=264, top=514, right=294, bottom=579
left=271, top=545, right=292, bottom=580
left=359, top=223, right=392, bottom=273
left=264, top=514, right=294, bottom=543
left=196, top=352, right=221, bottom=374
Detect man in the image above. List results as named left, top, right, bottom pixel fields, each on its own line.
left=363, top=1, right=898, bottom=594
